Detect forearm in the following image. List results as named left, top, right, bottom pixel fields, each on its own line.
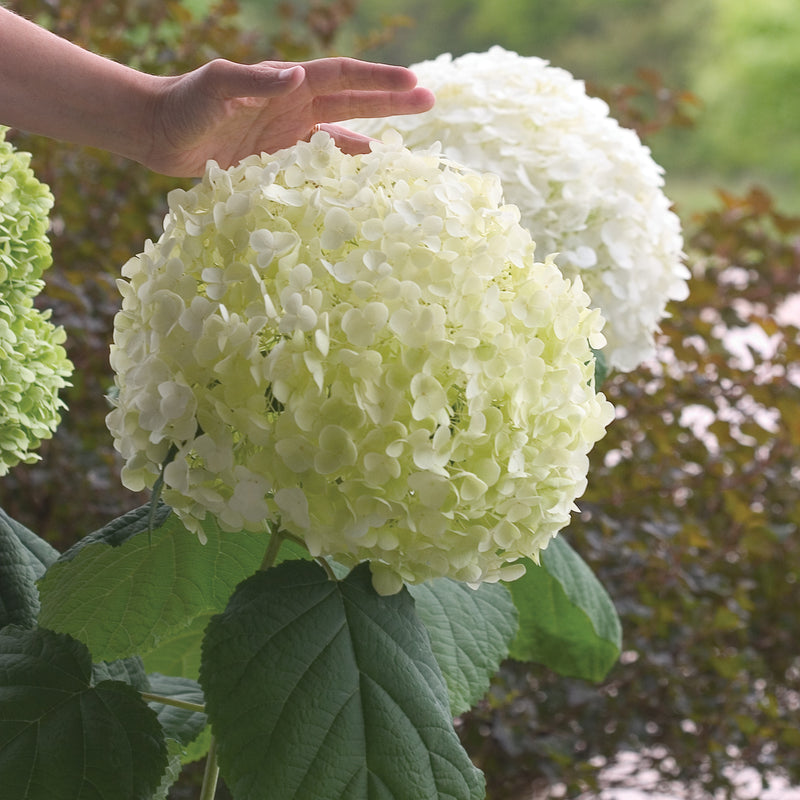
left=0, top=7, right=161, bottom=162
left=0, top=7, right=435, bottom=176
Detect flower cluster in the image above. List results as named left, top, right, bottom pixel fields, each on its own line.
left=107, top=132, right=614, bottom=594
left=348, top=47, right=690, bottom=372
left=0, top=127, right=72, bottom=475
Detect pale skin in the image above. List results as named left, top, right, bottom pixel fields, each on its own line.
left=0, top=7, right=435, bottom=177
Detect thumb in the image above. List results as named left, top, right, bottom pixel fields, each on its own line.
left=205, top=60, right=306, bottom=100
left=272, top=65, right=305, bottom=91
left=247, top=64, right=306, bottom=98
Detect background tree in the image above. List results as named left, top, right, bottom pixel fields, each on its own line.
left=688, top=0, right=800, bottom=184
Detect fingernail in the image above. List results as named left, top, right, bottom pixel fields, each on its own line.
left=278, top=66, right=303, bottom=81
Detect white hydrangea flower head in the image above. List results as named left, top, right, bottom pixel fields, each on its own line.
left=107, top=132, right=614, bottom=594
left=0, top=127, right=73, bottom=475
left=348, top=47, right=690, bottom=372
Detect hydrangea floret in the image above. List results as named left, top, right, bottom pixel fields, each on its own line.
left=0, top=127, right=73, bottom=475
left=348, top=47, right=690, bottom=372
left=107, top=132, right=614, bottom=594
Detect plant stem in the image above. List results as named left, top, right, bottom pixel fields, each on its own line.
left=278, top=529, right=307, bottom=549
left=260, top=524, right=285, bottom=571
left=199, top=735, right=220, bottom=800
left=143, top=689, right=218, bottom=798
left=140, top=691, right=206, bottom=714
left=316, top=556, right=338, bottom=582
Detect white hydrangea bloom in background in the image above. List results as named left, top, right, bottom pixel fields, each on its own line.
left=107, top=132, right=614, bottom=594
left=348, top=47, right=690, bottom=372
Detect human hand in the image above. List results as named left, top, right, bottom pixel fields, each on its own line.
left=143, top=56, right=435, bottom=177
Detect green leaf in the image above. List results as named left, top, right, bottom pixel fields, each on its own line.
left=506, top=536, right=622, bottom=682
left=59, top=502, right=173, bottom=561
left=200, top=560, right=485, bottom=800
left=592, top=347, right=610, bottom=387
left=409, top=579, right=518, bottom=715
left=144, top=539, right=310, bottom=680
left=0, top=626, right=168, bottom=800
left=0, top=510, right=41, bottom=628
left=151, top=740, right=185, bottom=800
left=181, top=723, right=213, bottom=765
left=37, top=511, right=275, bottom=666
left=145, top=673, right=207, bottom=747
left=92, top=655, right=150, bottom=691
left=141, top=612, right=213, bottom=681
left=0, top=508, right=59, bottom=576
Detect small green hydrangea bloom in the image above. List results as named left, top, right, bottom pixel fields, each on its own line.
left=0, top=127, right=73, bottom=475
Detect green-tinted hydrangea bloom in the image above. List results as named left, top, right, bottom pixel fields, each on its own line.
left=0, top=127, right=72, bottom=475
left=107, top=132, right=614, bottom=594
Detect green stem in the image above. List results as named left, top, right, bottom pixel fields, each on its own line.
left=316, top=556, right=338, bottom=582
left=140, top=691, right=206, bottom=714
left=148, top=443, right=178, bottom=539
left=278, top=529, right=308, bottom=551
left=199, top=735, right=220, bottom=800
left=260, top=524, right=285, bottom=571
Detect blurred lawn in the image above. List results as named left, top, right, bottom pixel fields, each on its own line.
left=666, top=171, right=800, bottom=220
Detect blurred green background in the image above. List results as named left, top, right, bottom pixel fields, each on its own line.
left=3, top=1, right=800, bottom=797
left=239, top=0, right=800, bottom=213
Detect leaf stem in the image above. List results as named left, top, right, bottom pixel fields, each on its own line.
left=199, top=735, right=220, bottom=800
left=140, top=691, right=206, bottom=714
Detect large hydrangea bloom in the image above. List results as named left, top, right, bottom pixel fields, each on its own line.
left=0, top=127, right=73, bottom=475
left=107, top=132, right=614, bottom=594
left=349, top=47, right=690, bottom=372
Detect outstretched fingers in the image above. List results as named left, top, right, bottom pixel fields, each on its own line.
left=310, top=86, right=435, bottom=124
left=203, top=57, right=428, bottom=104
left=299, top=57, right=423, bottom=94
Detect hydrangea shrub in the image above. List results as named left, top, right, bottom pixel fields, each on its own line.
left=349, top=47, right=690, bottom=372
left=107, top=132, right=614, bottom=594
left=0, top=127, right=73, bottom=475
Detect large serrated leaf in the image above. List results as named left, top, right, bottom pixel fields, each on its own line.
left=0, top=508, right=59, bottom=577
left=0, top=626, right=167, bottom=800
left=139, top=538, right=305, bottom=679
left=506, top=536, right=622, bottom=682
left=37, top=512, right=279, bottom=667
left=0, top=510, right=42, bottom=628
left=200, top=560, right=485, bottom=800
left=409, top=579, right=518, bottom=715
